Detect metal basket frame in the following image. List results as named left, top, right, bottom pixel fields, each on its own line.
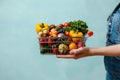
left=39, top=36, right=87, bottom=55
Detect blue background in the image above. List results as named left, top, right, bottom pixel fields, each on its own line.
left=0, top=0, right=119, bottom=80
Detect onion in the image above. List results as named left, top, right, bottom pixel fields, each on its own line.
left=58, top=33, right=65, bottom=37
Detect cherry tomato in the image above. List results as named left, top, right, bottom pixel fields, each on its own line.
left=64, top=22, right=70, bottom=27
left=65, top=31, right=69, bottom=36
left=87, top=30, right=93, bottom=37
left=58, top=24, right=64, bottom=28
left=50, top=24, right=56, bottom=28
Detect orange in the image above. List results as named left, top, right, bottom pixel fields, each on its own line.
left=52, top=30, right=58, bottom=35
left=49, top=32, right=52, bottom=36
left=69, top=42, right=77, bottom=50
left=52, top=34, right=57, bottom=38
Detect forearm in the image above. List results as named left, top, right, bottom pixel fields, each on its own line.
left=89, top=44, right=120, bottom=56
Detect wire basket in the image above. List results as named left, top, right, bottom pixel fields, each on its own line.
left=38, top=36, right=87, bottom=55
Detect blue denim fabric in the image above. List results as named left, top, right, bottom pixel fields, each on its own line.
left=105, top=7, right=120, bottom=80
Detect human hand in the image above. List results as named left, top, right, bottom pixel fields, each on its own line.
left=56, top=47, right=92, bottom=60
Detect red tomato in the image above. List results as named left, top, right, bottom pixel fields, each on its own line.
left=65, top=31, right=69, bottom=36
left=50, top=24, right=56, bottom=28
left=64, top=22, right=70, bottom=27
left=87, top=30, right=93, bottom=37
left=58, top=24, right=64, bottom=28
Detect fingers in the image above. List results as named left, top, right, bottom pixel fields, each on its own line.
left=69, top=50, right=75, bottom=55
left=56, top=55, right=75, bottom=59
left=69, top=47, right=83, bottom=55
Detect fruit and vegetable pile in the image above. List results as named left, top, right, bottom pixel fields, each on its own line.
left=35, top=20, right=93, bottom=55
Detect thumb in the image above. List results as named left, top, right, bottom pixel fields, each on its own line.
left=69, top=50, right=75, bottom=55
left=69, top=47, right=84, bottom=55
left=69, top=49, right=78, bottom=55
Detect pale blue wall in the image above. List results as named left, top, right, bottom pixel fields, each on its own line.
left=0, top=0, right=120, bottom=80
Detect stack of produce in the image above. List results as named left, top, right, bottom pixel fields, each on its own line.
left=35, top=20, right=93, bottom=55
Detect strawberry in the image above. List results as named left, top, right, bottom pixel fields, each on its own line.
left=42, top=38, right=47, bottom=43
left=39, top=38, right=44, bottom=46
left=48, top=38, right=52, bottom=46
left=42, top=38, right=47, bottom=46
left=52, top=48, right=58, bottom=54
